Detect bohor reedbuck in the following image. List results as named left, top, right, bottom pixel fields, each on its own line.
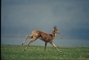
left=22, top=26, right=61, bottom=52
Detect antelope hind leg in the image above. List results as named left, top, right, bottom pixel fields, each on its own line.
left=24, top=37, right=37, bottom=51
left=22, top=35, right=32, bottom=45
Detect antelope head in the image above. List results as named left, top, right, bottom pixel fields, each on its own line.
left=53, top=26, right=60, bottom=34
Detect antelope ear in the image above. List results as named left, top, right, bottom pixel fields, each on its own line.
left=54, top=25, right=57, bottom=29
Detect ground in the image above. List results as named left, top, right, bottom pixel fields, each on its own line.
left=1, top=45, right=89, bottom=60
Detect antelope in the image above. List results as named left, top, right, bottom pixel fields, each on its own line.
left=22, top=26, right=61, bottom=52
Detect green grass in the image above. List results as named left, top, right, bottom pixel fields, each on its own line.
left=1, top=44, right=89, bottom=60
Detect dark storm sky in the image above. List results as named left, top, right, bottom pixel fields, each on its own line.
left=1, top=0, right=89, bottom=39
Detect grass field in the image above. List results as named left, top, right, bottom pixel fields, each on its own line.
left=1, top=44, right=89, bottom=60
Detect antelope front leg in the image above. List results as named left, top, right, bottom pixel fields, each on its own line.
left=50, top=42, right=61, bottom=52
left=44, top=42, right=47, bottom=52
left=22, top=35, right=31, bottom=45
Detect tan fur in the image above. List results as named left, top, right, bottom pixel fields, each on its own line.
left=22, top=26, right=61, bottom=52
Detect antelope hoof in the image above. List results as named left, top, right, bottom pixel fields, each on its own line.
left=24, top=49, right=26, bottom=51
left=59, top=50, right=61, bottom=52
left=22, top=43, right=23, bottom=45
